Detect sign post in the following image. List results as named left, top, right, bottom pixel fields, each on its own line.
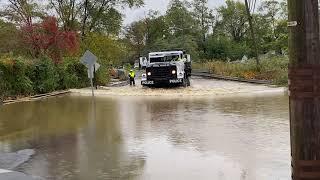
left=80, top=50, right=100, bottom=97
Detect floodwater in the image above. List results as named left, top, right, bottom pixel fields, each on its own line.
left=0, top=92, right=290, bottom=179
left=72, top=77, right=285, bottom=97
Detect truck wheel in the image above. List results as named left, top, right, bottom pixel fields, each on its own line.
left=182, top=77, right=188, bottom=87
left=186, top=77, right=191, bottom=86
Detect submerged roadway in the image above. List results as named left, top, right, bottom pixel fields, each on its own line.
left=0, top=76, right=288, bottom=180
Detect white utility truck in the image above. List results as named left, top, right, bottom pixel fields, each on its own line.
left=141, top=50, right=191, bottom=87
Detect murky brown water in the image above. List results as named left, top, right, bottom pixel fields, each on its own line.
left=0, top=94, right=290, bottom=180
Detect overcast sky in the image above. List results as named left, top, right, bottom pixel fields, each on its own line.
left=122, top=0, right=225, bottom=25
left=0, top=0, right=244, bottom=25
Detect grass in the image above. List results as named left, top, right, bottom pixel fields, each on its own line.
left=193, top=56, right=289, bottom=86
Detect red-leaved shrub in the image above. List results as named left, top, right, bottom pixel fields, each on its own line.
left=21, top=17, right=79, bottom=63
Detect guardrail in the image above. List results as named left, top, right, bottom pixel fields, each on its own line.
left=192, top=70, right=272, bottom=85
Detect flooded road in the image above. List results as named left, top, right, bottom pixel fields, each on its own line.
left=71, top=77, right=285, bottom=97
left=0, top=91, right=290, bottom=180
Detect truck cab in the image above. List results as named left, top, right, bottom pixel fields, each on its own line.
left=139, top=57, right=148, bottom=69
left=141, top=50, right=191, bottom=87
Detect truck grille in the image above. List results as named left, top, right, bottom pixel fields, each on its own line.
left=147, top=66, right=176, bottom=80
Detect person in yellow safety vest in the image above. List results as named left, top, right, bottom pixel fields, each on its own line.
left=129, top=70, right=136, bottom=86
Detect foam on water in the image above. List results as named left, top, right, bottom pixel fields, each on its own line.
left=71, top=78, right=286, bottom=97
left=0, top=169, right=12, bottom=174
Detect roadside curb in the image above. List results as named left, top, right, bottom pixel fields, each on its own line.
left=192, top=71, right=272, bottom=85
left=2, top=90, right=70, bottom=105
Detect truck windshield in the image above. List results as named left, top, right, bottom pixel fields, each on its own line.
left=150, top=55, right=180, bottom=63
left=150, top=57, right=164, bottom=63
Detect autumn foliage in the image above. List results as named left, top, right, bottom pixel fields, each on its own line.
left=21, top=17, right=79, bottom=63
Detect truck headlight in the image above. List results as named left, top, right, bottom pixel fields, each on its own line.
left=172, top=70, right=176, bottom=75
left=147, top=72, right=151, bottom=76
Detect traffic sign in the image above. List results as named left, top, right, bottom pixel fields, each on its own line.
left=80, top=50, right=100, bottom=97
left=80, top=50, right=97, bottom=67
left=87, top=63, right=100, bottom=79
left=94, top=62, right=100, bottom=72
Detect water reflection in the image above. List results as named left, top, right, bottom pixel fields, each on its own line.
left=1, top=96, right=146, bottom=180
left=0, top=94, right=290, bottom=180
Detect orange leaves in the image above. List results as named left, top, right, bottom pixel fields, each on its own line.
left=243, top=71, right=256, bottom=79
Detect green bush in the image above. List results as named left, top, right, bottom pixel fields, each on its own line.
left=81, top=33, right=128, bottom=67
left=206, top=36, right=251, bottom=61
left=60, top=57, right=89, bottom=89
left=0, top=56, right=33, bottom=97
left=0, top=54, right=91, bottom=99
left=28, top=57, right=60, bottom=94
left=95, top=66, right=109, bottom=86
left=201, top=56, right=289, bottom=86
left=26, top=57, right=90, bottom=94
left=273, top=69, right=288, bottom=86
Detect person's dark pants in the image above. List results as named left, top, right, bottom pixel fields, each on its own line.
left=130, top=78, right=135, bottom=86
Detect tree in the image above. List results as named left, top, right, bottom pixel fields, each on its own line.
left=48, top=0, right=80, bottom=31
left=89, top=7, right=122, bottom=36
left=206, top=35, right=250, bottom=61
left=1, top=0, right=45, bottom=26
left=0, top=20, right=20, bottom=54
left=82, top=33, right=128, bottom=66
left=0, top=1, right=40, bottom=56
left=192, top=0, right=212, bottom=53
left=166, top=0, right=198, bottom=37
left=148, top=35, right=199, bottom=60
left=259, top=0, right=281, bottom=39
left=82, top=0, right=143, bottom=37
left=257, top=0, right=288, bottom=54
left=48, top=0, right=144, bottom=37
left=279, top=1, right=288, bottom=19
left=22, top=16, right=79, bottom=63
left=145, top=11, right=170, bottom=50
left=124, top=20, right=147, bottom=58
left=253, top=14, right=273, bottom=53
left=216, top=0, right=248, bottom=42
left=244, top=0, right=260, bottom=66
left=82, top=33, right=129, bottom=84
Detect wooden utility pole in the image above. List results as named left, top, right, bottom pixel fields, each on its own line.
left=244, top=0, right=260, bottom=66
left=288, top=0, right=320, bottom=179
